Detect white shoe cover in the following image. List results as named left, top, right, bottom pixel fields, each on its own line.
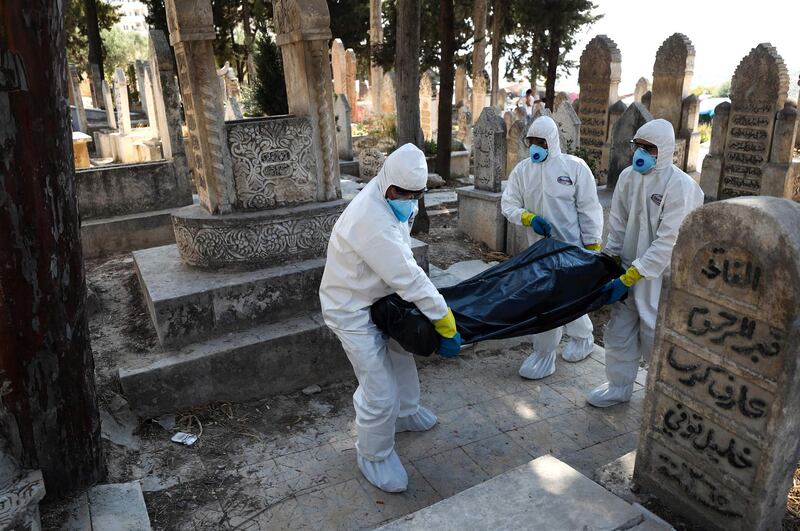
left=562, top=336, right=594, bottom=362
left=518, top=350, right=557, bottom=380
left=357, top=449, right=408, bottom=493
left=396, top=406, right=438, bottom=433
left=586, top=382, right=634, bottom=408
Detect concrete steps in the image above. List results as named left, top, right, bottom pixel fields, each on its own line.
left=61, top=481, right=152, bottom=530
left=378, top=455, right=673, bottom=531
left=118, top=313, right=350, bottom=417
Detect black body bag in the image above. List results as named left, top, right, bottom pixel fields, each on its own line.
left=370, top=238, right=623, bottom=357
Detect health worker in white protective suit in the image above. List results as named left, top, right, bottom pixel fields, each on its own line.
left=586, top=119, right=704, bottom=407
left=319, top=144, right=462, bottom=493
left=501, top=115, right=604, bottom=380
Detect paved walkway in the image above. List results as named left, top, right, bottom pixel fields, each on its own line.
left=135, top=337, right=646, bottom=530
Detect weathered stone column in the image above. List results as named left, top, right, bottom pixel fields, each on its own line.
left=633, top=77, right=649, bottom=103
left=165, top=0, right=235, bottom=214
left=345, top=48, right=358, bottom=122
left=634, top=196, right=800, bottom=531
left=135, top=60, right=151, bottom=123
left=455, top=65, right=467, bottom=108
left=680, top=93, right=701, bottom=172
left=331, top=38, right=346, bottom=95
left=334, top=94, right=353, bottom=161
left=101, top=80, right=116, bottom=129
left=112, top=67, right=132, bottom=134
left=67, top=64, right=88, bottom=132
left=274, top=0, right=341, bottom=200
left=577, top=35, right=621, bottom=185
left=419, top=71, right=433, bottom=141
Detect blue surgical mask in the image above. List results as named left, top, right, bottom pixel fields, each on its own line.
left=529, top=144, right=548, bottom=163
left=632, top=147, right=657, bottom=174
left=387, top=198, right=417, bottom=222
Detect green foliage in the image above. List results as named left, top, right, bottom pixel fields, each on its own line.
left=691, top=81, right=731, bottom=98
left=698, top=123, right=712, bottom=144
left=66, top=0, right=119, bottom=68
left=251, top=33, right=289, bottom=116
left=328, top=0, right=371, bottom=76
left=423, top=140, right=438, bottom=156
left=101, top=28, right=149, bottom=78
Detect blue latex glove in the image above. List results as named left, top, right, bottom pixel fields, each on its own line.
left=604, top=278, right=629, bottom=305
left=531, top=215, right=552, bottom=237
left=437, top=332, right=463, bottom=358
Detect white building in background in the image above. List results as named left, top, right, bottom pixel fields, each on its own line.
left=105, top=0, right=149, bottom=33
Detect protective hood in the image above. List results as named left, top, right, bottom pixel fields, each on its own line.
left=634, top=119, right=675, bottom=172
left=526, top=116, right=562, bottom=158
left=376, top=143, right=429, bottom=196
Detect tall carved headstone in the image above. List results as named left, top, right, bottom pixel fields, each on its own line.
left=651, top=34, right=694, bottom=132
left=554, top=100, right=582, bottom=152
left=699, top=43, right=792, bottom=201
left=507, top=118, right=527, bottom=174
left=141, top=67, right=160, bottom=138
left=331, top=38, right=346, bottom=95
left=149, top=29, right=190, bottom=179
left=135, top=60, right=152, bottom=121
left=472, top=107, right=506, bottom=192
left=634, top=77, right=650, bottom=103
left=334, top=94, right=353, bottom=161
left=380, top=72, right=396, bottom=114
left=345, top=48, right=358, bottom=122
left=419, top=71, right=434, bottom=141
left=577, top=35, right=622, bottom=185
left=634, top=196, right=800, bottom=531
left=67, top=64, right=88, bottom=133
left=608, top=102, right=653, bottom=187
left=455, top=65, right=467, bottom=108
left=112, top=67, right=132, bottom=134
left=456, top=106, right=472, bottom=148
left=273, top=0, right=341, bottom=200
left=497, top=88, right=507, bottom=111
left=165, top=0, right=235, bottom=214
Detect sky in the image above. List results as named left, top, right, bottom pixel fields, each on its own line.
left=544, top=0, right=799, bottom=98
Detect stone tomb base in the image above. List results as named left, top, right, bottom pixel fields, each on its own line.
left=456, top=185, right=506, bottom=252
left=120, top=239, right=430, bottom=417
left=82, top=205, right=184, bottom=260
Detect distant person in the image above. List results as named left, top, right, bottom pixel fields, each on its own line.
left=524, top=89, right=535, bottom=116
left=586, top=119, right=704, bottom=407
left=502, top=116, right=603, bottom=380
left=319, top=144, right=462, bottom=493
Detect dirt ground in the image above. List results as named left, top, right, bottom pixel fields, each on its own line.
left=39, top=190, right=798, bottom=530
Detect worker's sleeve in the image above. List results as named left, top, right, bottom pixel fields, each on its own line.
left=632, top=180, right=698, bottom=279
left=501, top=163, right=527, bottom=225
left=356, top=226, right=448, bottom=321
left=604, top=171, right=629, bottom=258
left=573, top=159, right=603, bottom=246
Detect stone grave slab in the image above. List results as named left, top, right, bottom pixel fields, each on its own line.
left=634, top=197, right=800, bottom=531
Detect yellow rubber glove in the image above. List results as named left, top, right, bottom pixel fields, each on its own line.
left=520, top=211, right=535, bottom=227
left=584, top=243, right=601, bottom=251
left=433, top=308, right=458, bottom=338
left=619, top=265, right=643, bottom=287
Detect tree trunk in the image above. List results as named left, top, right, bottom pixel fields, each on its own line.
left=435, top=0, right=455, bottom=179
left=544, top=32, right=560, bottom=110
left=395, top=0, right=427, bottom=233
left=0, top=0, right=104, bottom=498
left=84, top=0, right=104, bottom=79
left=241, top=0, right=257, bottom=85
left=489, top=0, right=504, bottom=107
left=471, top=0, right=487, bottom=115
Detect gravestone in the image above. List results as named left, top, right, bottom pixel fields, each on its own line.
left=634, top=196, right=800, bottom=531
left=634, top=77, right=649, bottom=103
left=68, top=64, right=88, bottom=133
left=135, top=60, right=151, bottom=122
left=334, top=94, right=353, bottom=161
left=456, top=106, right=472, bottom=148
left=503, top=111, right=513, bottom=133
left=112, top=67, right=132, bottom=134
left=90, top=63, right=103, bottom=109
left=457, top=107, right=507, bottom=250
left=608, top=102, right=653, bottom=187
left=642, top=91, right=652, bottom=110
left=380, top=71, right=396, bottom=114
left=101, top=80, right=116, bottom=129
left=217, top=61, right=244, bottom=120
left=419, top=71, right=434, bottom=141
left=359, top=147, right=385, bottom=182
left=554, top=100, right=582, bottom=152
left=699, top=43, right=793, bottom=201
left=345, top=48, right=358, bottom=122
left=497, top=88, right=507, bottom=111
left=553, top=91, right=570, bottom=112
left=455, top=65, right=467, bottom=108
left=507, top=118, right=527, bottom=174
left=331, top=38, right=346, bottom=95
left=650, top=33, right=700, bottom=172
left=141, top=67, right=160, bottom=139
left=472, top=107, right=506, bottom=192
left=578, top=35, right=621, bottom=185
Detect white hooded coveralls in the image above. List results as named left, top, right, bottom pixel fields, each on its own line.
left=501, top=116, right=604, bottom=359
left=319, top=144, right=447, bottom=462
left=602, top=119, right=704, bottom=389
